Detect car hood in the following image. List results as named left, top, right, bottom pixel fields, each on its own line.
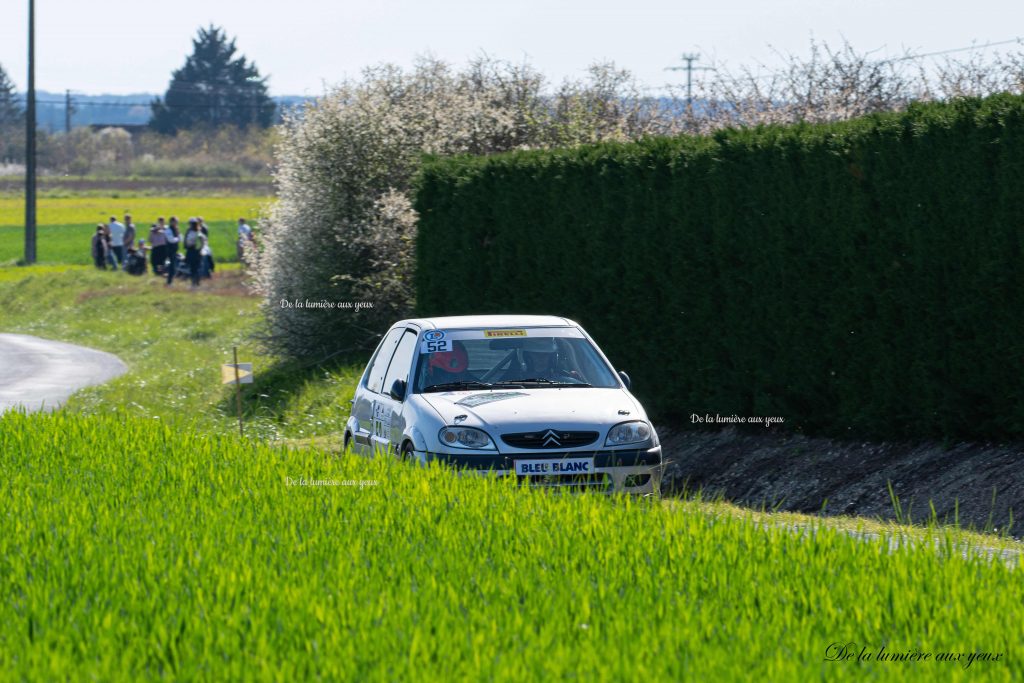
left=419, top=388, right=644, bottom=430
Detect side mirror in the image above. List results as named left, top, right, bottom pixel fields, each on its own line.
left=388, top=378, right=407, bottom=401
left=618, top=371, right=631, bottom=390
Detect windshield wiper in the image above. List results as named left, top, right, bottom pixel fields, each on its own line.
left=503, top=377, right=592, bottom=387
left=422, top=381, right=495, bottom=392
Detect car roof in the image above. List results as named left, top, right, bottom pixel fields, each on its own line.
left=399, top=314, right=577, bottom=330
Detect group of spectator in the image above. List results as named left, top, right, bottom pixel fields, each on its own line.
left=91, top=214, right=147, bottom=277
left=91, top=214, right=256, bottom=289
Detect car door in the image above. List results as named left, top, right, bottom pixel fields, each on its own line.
left=352, top=327, right=404, bottom=455
left=371, top=328, right=419, bottom=456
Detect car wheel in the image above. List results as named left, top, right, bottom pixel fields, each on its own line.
left=400, top=441, right=415, bottom=462
left=342, top=431, right=352, bottom=455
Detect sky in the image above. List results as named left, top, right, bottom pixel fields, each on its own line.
left=2, top=0, right=1024, bottom=96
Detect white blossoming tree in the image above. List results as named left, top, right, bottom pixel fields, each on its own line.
left=254, top=56, right=679, bottom=359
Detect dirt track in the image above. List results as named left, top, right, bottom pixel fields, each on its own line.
left=658, top=424, right=1024, bottom=539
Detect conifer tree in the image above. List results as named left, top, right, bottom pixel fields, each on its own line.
left=150, top=25, right=275, bottom=134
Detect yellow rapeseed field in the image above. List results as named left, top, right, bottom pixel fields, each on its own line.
left=0, top=195, right=272, bottom=227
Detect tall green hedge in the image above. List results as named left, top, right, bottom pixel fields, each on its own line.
left=414, top=94, right=1024, bottom=440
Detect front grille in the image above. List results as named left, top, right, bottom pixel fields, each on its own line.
left=516, top=473, right=611, bottom=489
left=430, top=449, right=662, bottom=470
left=501, top=430, right=598, bottom=449
left=623, top=474, right=651, bottom=488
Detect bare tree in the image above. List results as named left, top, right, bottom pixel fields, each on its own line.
left=683, top=39, right=1024, bottom=133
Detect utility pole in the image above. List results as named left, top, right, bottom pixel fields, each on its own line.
left=25, top=0, right=36, bottom=264
left=65, top=89, right=74, bottom=133
left=665, top=53, right=714, bottom=121
left=63, top=90, right=75, bottom=175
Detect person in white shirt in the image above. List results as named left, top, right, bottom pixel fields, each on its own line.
left=237, top=218, right=254, bottom=263
left=107, top=215, right=126, bottom=269
left=198, top=224, right=214, bottom=279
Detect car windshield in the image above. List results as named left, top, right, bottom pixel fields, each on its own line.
left=413, top=328, right=620, bottom=393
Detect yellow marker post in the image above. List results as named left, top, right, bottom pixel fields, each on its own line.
left=220, top=363, right=254, bottom=384
left=222, top=349, right=253, bottom=437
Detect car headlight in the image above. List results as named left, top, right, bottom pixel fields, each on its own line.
left=604, top=421, right=652, bottom=447
left=438, top=426, right=496, bottom=450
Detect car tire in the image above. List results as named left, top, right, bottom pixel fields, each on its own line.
left=400, top=441, right=415, bottom=462
left=342, top=431, right=352, bottom=455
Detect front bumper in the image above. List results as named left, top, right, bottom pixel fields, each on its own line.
left=415, top=446, right=663, bottom=494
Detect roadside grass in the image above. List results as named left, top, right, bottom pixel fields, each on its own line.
left=2, top=264, right=1020, bottom=550
left=0, top=265, right=362, bottom=440
left=0, top=263, right=83, bottom=283
left=1, top=264, right=1022, bottom=680
left=228, top=355, right=367, bottom=441
left=0, top=221, right=242, bottom=266
left=0, top=411, right=1020, bottom=681
left=0, top=195, right=271, bottom=264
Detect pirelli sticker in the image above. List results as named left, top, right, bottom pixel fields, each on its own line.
left=484, top=329, right=528, bottom=338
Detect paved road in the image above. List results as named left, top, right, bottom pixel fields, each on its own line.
left=0, top=333, right=127, bottom=414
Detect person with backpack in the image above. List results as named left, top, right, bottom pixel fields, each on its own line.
left=183, top=218, right=204, bottom=289
left=122, top=213, right=136, bottom=269
left=125, top=239, right=147, bottom=276
left=195, top=215, right=214, bottom=278
left=91, top=225, right=109, bottom=269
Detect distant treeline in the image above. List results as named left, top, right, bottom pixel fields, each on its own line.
left=0, top=124, right=277, bottom=178
left=415, top=93, right=1024, bottom=441
left=15, top=92, right=312, bottom=132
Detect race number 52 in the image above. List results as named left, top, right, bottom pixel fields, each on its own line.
left=421, top=339, right=451, bottom=353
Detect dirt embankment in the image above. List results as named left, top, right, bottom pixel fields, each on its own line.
left=657, top=425, right=1024, bottom=539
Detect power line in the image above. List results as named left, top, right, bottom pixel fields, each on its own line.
left=650, top=36, right=1024, bottom=93
left=882, top=37, right=1023, bottom=63
left=665, top=53, right=714, bottom=114
left=35, top=99, right=274, bottom=110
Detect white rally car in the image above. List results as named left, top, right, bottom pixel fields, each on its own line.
left=344, top=315, right=662, bottom=494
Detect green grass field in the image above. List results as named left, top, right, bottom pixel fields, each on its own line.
left=0, top=410, right=1020, bottom=681
left=0, top=195, right=271, bottom=265
left=1, top=256, right=1022, bottom=680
